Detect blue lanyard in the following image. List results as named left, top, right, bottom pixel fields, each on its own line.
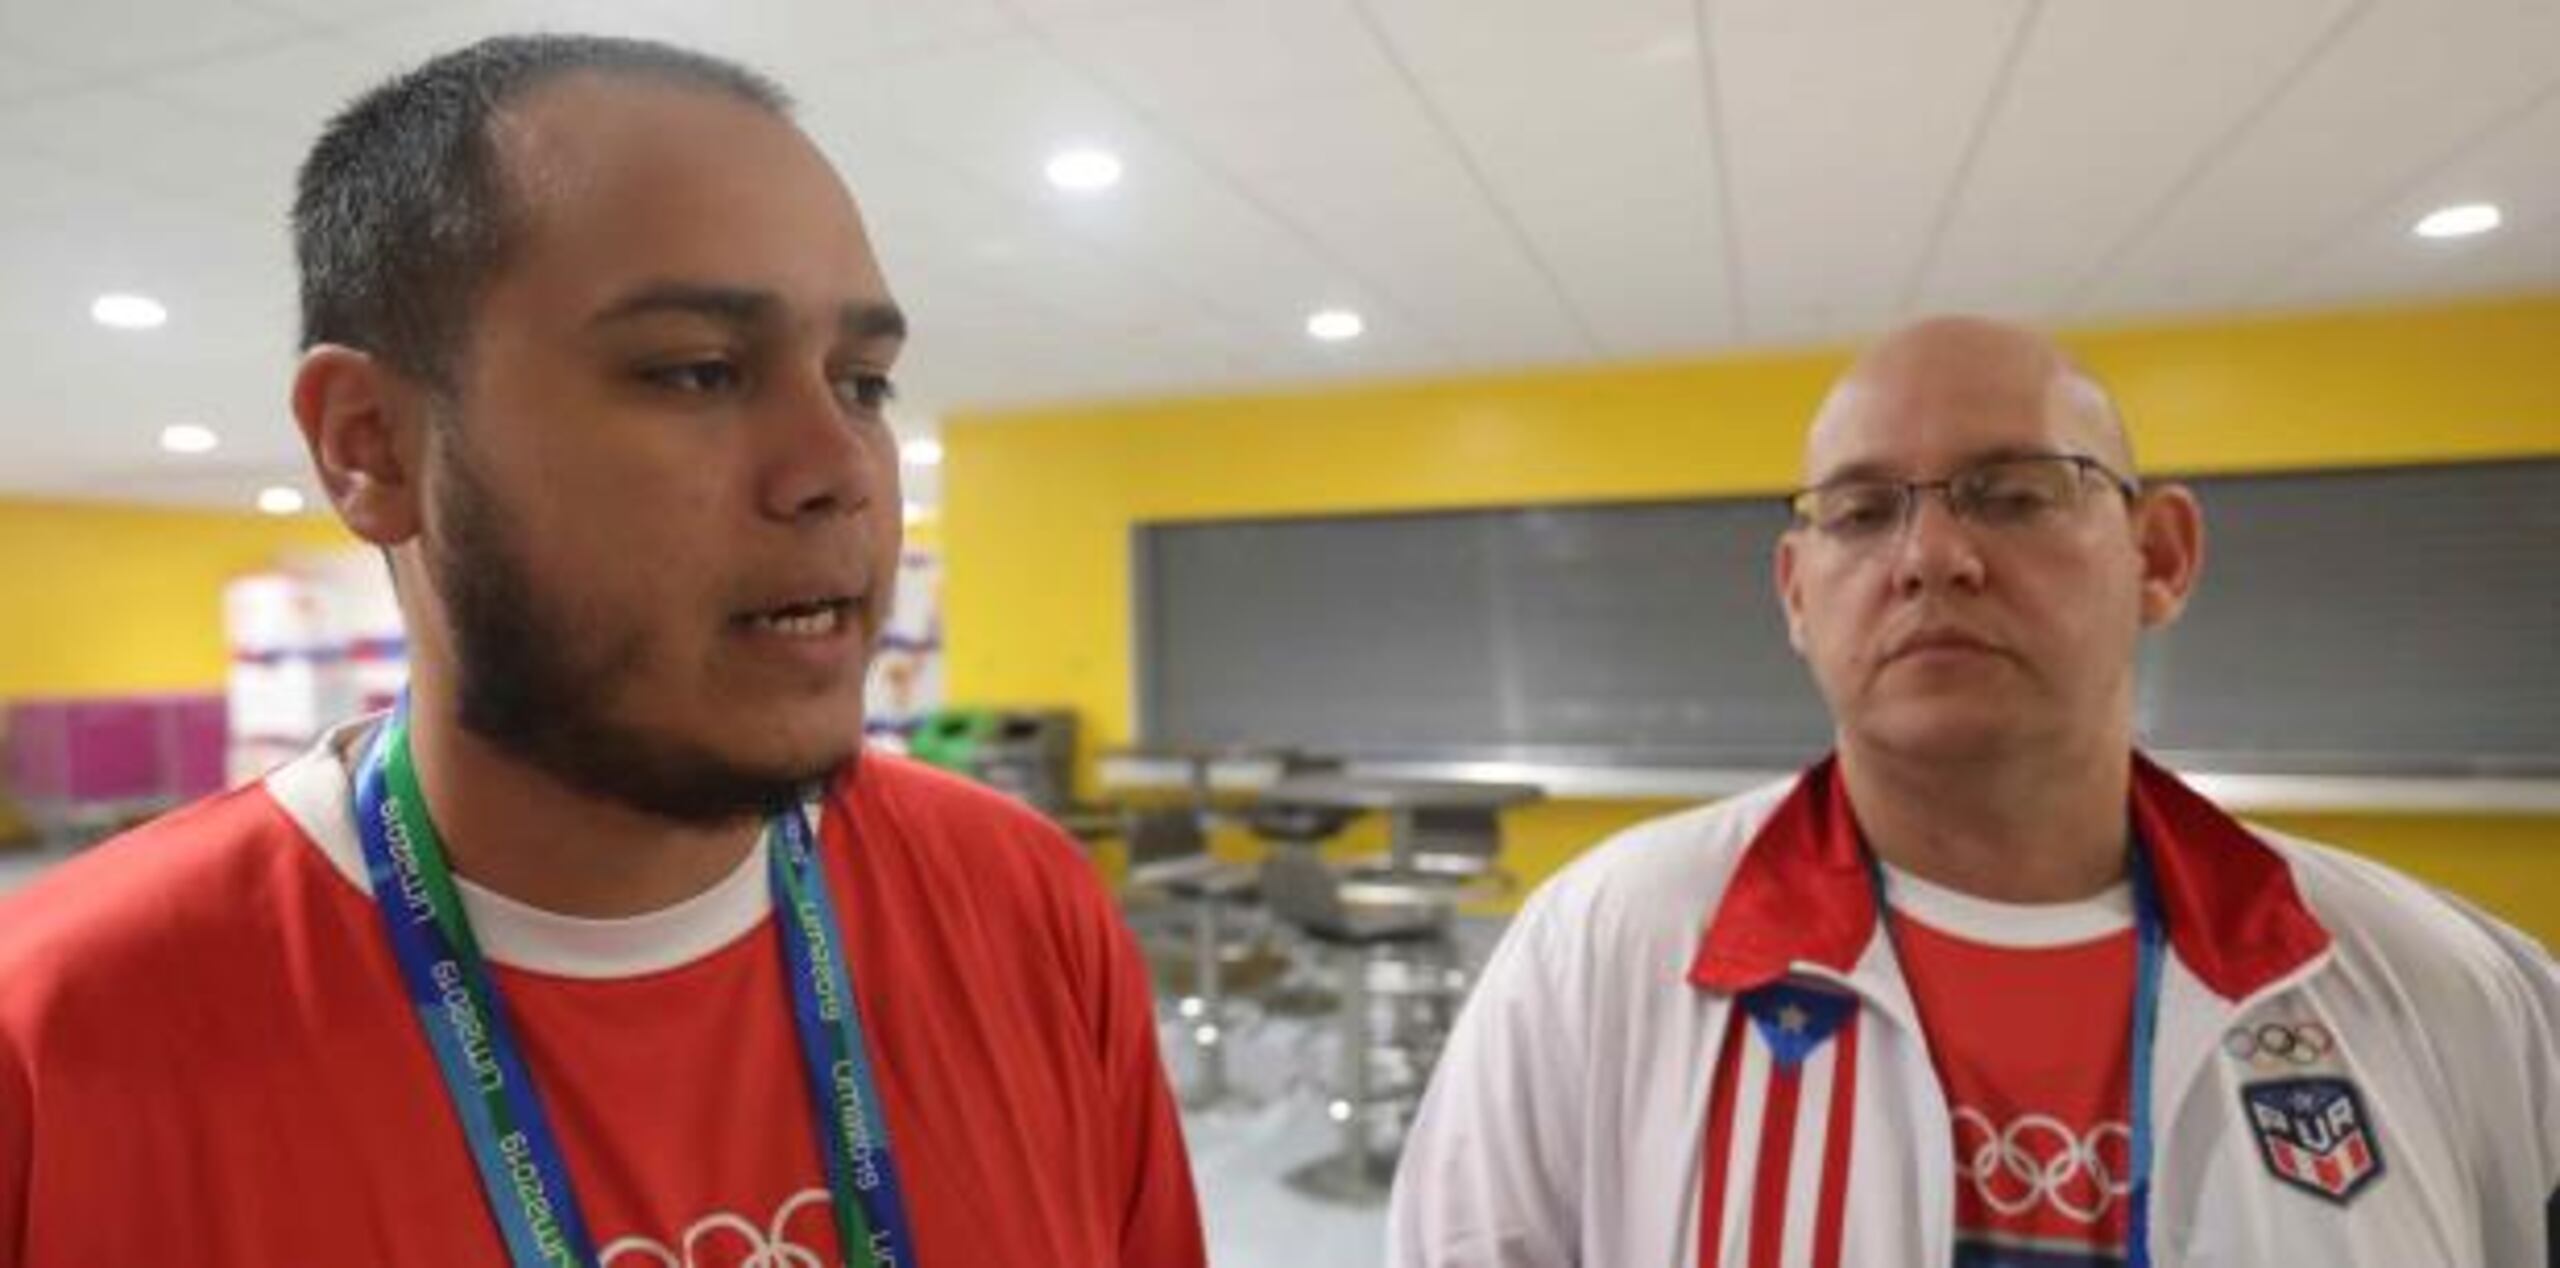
left=1866, top=841, right=2166, bottom=1268
left=353, top=701, right=917, bottom=1267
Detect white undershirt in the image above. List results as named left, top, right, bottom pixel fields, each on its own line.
left=1878, top=859, right=2133, bottom=948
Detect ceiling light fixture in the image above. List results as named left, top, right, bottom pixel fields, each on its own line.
left=257, top=486, right=307, bottom=516
left=1045, top=147, right=1123, bottom=193
left=91, top=293, right=169, bottom=329
left=2412, top=202, right=2501, bottom=240
left=159, top=423, right=219, bottom=455
left=1306, top=308, right=1366, bottom=342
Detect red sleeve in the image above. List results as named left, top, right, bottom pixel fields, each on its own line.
left=1088, top=881, right=1208, bottom=1268
left=1, top=1024, right=28, bottom=1267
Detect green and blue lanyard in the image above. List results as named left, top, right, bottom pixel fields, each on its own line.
left=1865, top=838, right=2167, bottom=1268
left=354, top=700, right=918, bottom=1268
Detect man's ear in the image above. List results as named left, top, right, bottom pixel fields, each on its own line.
left=1775, top=531, right=1809, bottom=656
left=290, top=345, right=429, bottom=545
left=2132, top=483, right=2205, bottom=629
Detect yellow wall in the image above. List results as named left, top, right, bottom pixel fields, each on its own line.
left=943, top=294, right=2560, bottom=943
left=0, top=499, right=352, bottom=698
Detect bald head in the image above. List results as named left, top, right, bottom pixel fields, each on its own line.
left=1805, top=316, right=2134, bottom=484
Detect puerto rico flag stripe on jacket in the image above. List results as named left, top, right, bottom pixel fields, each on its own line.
left=1699, top=982, right=1862, bottom=1268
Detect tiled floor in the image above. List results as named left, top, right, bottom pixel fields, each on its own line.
left=1164, top=1002, right=1396, bottom=1268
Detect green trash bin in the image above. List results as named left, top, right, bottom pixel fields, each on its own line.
left=908, top=708, right=999, bottom=774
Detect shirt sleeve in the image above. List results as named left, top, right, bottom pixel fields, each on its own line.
left=0, top=1026, right=28, bottom=1268
left=1082, top=860, right=1208, bottom=1268
left=2429, top=893, right=2560, bottom=1267
left=1387, top=886, right=1585, bottom=1268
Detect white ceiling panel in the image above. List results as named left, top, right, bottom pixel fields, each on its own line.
left=637, top=0, right=1017, bottom=86
left=1708, top=0, right=2037, bottom=343
left=0, top=86, right=304, bottom=215
left=0, top=0, right=306, bottom=77
left=1916, top=0, right=2360, bottom=319
left=2266, top=81, right=2560, bottom=307
left=1356, top=0, right=1736, bottom=358
left=136, top=30, right=395, bottom=134
left=0, top=48, right=83, bottom=104
left=815, top=37, right=1355, bottom=342
left=1153, top=87, right=1562, bottom=364
left=336, top=0, right=727, bottom=72
left=1004, top=0, right=1207, bottom=20
left=1030, top=0, right=1402, bottom=116
left=0, top=0, right=2551, bottom=508
left=2081, top=0, right=2560, bottom=316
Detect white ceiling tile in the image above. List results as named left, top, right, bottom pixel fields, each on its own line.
left=804, top=36, right=1350, bottom=338
left=0, top=85, right=304, bottom=214
left=0, top=0, right=307, bottom=77
left=2080, top=0, right=2560, bottom=316
left=238, top=0, right=460, bottom=27
left=1, top=0, right=2556, bottom=503
left=1430, top=68, right=1733, bottom=355
left=1035, top=0, right=1402, bottom=116
left=1009, top=0, right=1207, bottom=20
left=0, top=48, right=83, bottom=104
left=637, top=0, right=1018, bottom=85
left=335, top=0, right=724, bottom=71
left=1915, top=0, right=2359, bottom=320
left=796, top=33, right=1115, bottom=151
left=1356, top=0, right=1733, bottom=356
left=1709, top=0, right=2032, bottom=342
left=2265, top=83, right=2560, bottom=308
left=133, top=30, right=395, bottom=133
left=1139, top=85, right=1550, bottom=357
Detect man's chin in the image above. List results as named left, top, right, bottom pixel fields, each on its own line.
left=485, top=714, right=865, bottom=827
left=1854, top=708, right=2037, bottom=765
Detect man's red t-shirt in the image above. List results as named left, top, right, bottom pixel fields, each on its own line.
left=1887, top=864, right=2138, bottom=1267
left=0, top=724, right=1204, bottom=1267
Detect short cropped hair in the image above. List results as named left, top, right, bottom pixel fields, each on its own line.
left=291, top=34, right=791, bottom=388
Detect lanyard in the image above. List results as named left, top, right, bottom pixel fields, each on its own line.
left=353, top=700, right=917, bottom=1268
left=1866, top=840, right=2166, bottom=1268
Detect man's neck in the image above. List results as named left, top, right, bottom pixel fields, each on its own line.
left=395, top=695, right=765, bottom=920
left=1838, top=734, right=2133, bottom=905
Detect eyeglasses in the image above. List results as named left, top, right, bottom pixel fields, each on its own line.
left=1785, top=453, right=2138, bottom=543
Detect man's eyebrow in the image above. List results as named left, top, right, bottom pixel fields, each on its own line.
left=1805, top=458, right=1900, bottom=487
left=840, top=301, right=907, bottom=343
left=586, top=282, right=779, bottom=331
left=586, top=286, right=907, bottom=347
left=1807, top=445, right=2090, bottom=487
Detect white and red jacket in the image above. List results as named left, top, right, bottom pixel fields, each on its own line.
left=1388, top=756, right=2560, bottom=1267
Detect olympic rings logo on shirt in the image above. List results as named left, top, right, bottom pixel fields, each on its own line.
left=2220, top=1020, right=2336, bottom=1070
left=600, top=1188, right=833, bottom=1268
left=1950, top=1108, right=2132, bottom=1226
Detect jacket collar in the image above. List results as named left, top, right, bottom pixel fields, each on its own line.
left=1687, top=752, right=2331, bottom=1003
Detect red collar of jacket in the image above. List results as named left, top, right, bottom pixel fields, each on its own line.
left=1687, top=753, right=2331, bottom=1002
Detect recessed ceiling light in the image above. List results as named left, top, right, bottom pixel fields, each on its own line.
left=1045, top=147, right=1123, bottom=193
left=91, top=293, right=168, bottom=330
left=900, top=437, right=944, bottom=468
left=2413, top=202, right=2501, bottom=240
left=1306, top=309, right=1366, bottom=342
left=159, top=423, right=219, bottom=455
left=257, top=486, right=307, bottom=516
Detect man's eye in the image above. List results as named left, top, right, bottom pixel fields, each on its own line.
left=640, top=360, right=744, bottom=394
left=1823, top=490, right=1903, bottom=534
left=1963, top=482, right=2060, bottom=522
left=837, top=372, right=898, bottom=412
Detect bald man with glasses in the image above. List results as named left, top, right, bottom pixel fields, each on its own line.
left=1388, top=317, right=2559, bottom=1268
